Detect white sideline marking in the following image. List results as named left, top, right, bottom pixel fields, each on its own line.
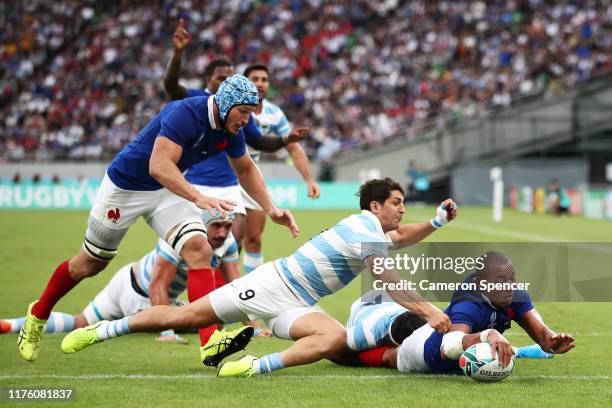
left=450, top=222, right=561, bottom=242
left=505, top=332, right=612, bottom=337
left=0, top=374, right=609, bottom=381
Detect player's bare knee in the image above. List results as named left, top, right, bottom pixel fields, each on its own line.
left=180, top=235, right=212, bottom=266
left=245, top=236, right=262, bottom=252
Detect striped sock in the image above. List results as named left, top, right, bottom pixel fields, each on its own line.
left=45, top=312, right=75, bottom=333
left=95, top=317, right=131, bottom=341
left=243, top=251, right=263, bottom=274
left=1, top=318, right=25, bottom=333
left=2, top=312, right=74, bottom=334
left=253, top=352, right=285, bottom=374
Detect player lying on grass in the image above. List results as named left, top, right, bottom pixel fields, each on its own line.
left=2, top=212, right=273, bottom=345
left=61, top=178, right=456, bottom=376
left=346, top=290, right=555, bottom=361
left=350, top=252, right=575, bottom=374
left=18, top=74, right=298, bottom=362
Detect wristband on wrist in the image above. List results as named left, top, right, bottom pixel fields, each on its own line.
left=430, top=217, right=443, bottom=229
left=480, top=329, right=492, bottom=343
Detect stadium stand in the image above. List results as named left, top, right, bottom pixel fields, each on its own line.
left=1, top=0, right=610, bottom=162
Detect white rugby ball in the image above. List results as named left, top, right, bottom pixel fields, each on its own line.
left=459, top=342, right=514, bottom=382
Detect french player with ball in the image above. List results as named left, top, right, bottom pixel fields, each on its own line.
left=351, top=252, right=575, bottom=381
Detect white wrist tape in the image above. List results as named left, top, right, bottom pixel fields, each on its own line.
left=480, top=329, right=492, bottom=343
left=441, top=331, right=467, bottom=360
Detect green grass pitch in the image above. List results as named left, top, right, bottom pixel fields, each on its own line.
left=1, top=207, right=611, bottom=407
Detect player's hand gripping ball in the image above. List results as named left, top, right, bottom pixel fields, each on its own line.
left=460, top=343, right=515, bottom=382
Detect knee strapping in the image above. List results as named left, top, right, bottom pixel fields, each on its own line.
left=167, top=220, right=207, bottom=255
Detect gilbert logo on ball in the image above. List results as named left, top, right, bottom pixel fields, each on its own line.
left=461, top=342, right=514, bottom=382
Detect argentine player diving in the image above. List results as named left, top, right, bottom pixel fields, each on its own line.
left=349, top=252, right=575, bottom=374
left=18, top=74, right=298, bottom=363
left=61, top=178, right=456, bottom=377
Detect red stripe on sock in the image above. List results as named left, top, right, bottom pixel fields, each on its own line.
left=187, top=267, right=217, bottom=346
left=32, top=260, right=78, bottom=320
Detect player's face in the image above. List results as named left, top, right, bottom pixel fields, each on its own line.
left=480, top=262, right=516, bottom=308
left=247, top=70, right=269, bottom=100
left=206, top=221, right=233, bottom=249
left=376, top=190, right=405, bottom=232
left=225, top=105, right=257, bottom=135
left=208, top=66, right=235, bottom=93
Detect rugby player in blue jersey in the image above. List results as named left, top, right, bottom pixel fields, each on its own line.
left=350, top=252, right=575, bottom=373
left=61, top=178, right=456, bottom=376
left=163, top=20, right=318, bottom=273
left=18, top=74, right=298, bottom=363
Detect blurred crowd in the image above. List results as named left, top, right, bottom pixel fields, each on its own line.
left=1, top=0, right=610, bottom=162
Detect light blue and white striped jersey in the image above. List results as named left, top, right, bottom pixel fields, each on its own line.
left=277, top=210, right=391, bottom=306
left=135, top=235, right=239, bottom=299
left=346, top=290, right=408, bottom=351
left=249, top=99, right=291, bottom=162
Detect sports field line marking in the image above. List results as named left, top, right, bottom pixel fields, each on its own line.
left=504, top=332, right=612, bottom=337
left=0, top=374, right=609, bottom=381
left=450, top=222, right=563, bottom=242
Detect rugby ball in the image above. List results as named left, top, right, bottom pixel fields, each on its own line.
left=459, top=342, right=514, bottom=382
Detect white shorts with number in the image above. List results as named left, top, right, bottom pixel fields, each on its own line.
left=84, top=174, right=203, bottom=260
left=193, top=184, right=246, bottom=215
left=396, top=324, right=435, bottom=373
left=209, top=260, right=324, bottom=339
left=82, top=264, right=151, bottom=324
left=239, top=185, right=263, bottom=211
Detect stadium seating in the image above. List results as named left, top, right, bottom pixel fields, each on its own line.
left=1, top=0, right=610, bottom=162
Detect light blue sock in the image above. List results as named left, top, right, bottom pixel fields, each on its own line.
left=5, top=312, right=74, bottom=333
left=516, top=344, right=553, bottom=359
left=255, top=352, right=285, bottom=374
left=45, top=312, right=75, bottom=333
left=243, top=251, right=263, bottom=274
left=95, top=317, right=131, bottom=341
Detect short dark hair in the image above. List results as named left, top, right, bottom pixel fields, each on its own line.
left=357, top=177, right=404, bottom=211
left=244, top=64, right=269, bottom=78
left=204, top=58, right=233, bottom=80
left=475, top=251, right=512, bottom=279
left=390, top=311, right=427, bottom=344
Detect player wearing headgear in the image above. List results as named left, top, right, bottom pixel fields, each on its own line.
left=3, top=211, right=259, bottom=344
left=353, top=252, right=575, bottom=373
left=163, top=20, right=318, bottom=267
left=61, top=178, right=455, bottom=376
left=18, top=74, right=299, bottom=362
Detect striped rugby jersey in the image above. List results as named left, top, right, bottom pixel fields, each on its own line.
left=277, top=210, right=392, bottom=305
left=346, top=290, right=408, bottom=351
left=249, top=99, right=290, bottom=162
left=135, top=235, right=239, bottom=299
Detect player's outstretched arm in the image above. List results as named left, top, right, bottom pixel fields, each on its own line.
left=247, top=127, right=308, bottom=152
left=150, top=137, right=236, bottom=215
left=285, top=136, right=320, bottom=199
left=365, top=255, right=450, bottom=333
left=440, top=324, right=514, bottom=367
left=388, top=198, right=457, bottom=248
left=516, top=309, right=575, bottom=354
left=163, top=19, right=191, bottom=100
left=229, top=153, right=299, bottom=237
left=148, top=255, right=178, bottom=307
